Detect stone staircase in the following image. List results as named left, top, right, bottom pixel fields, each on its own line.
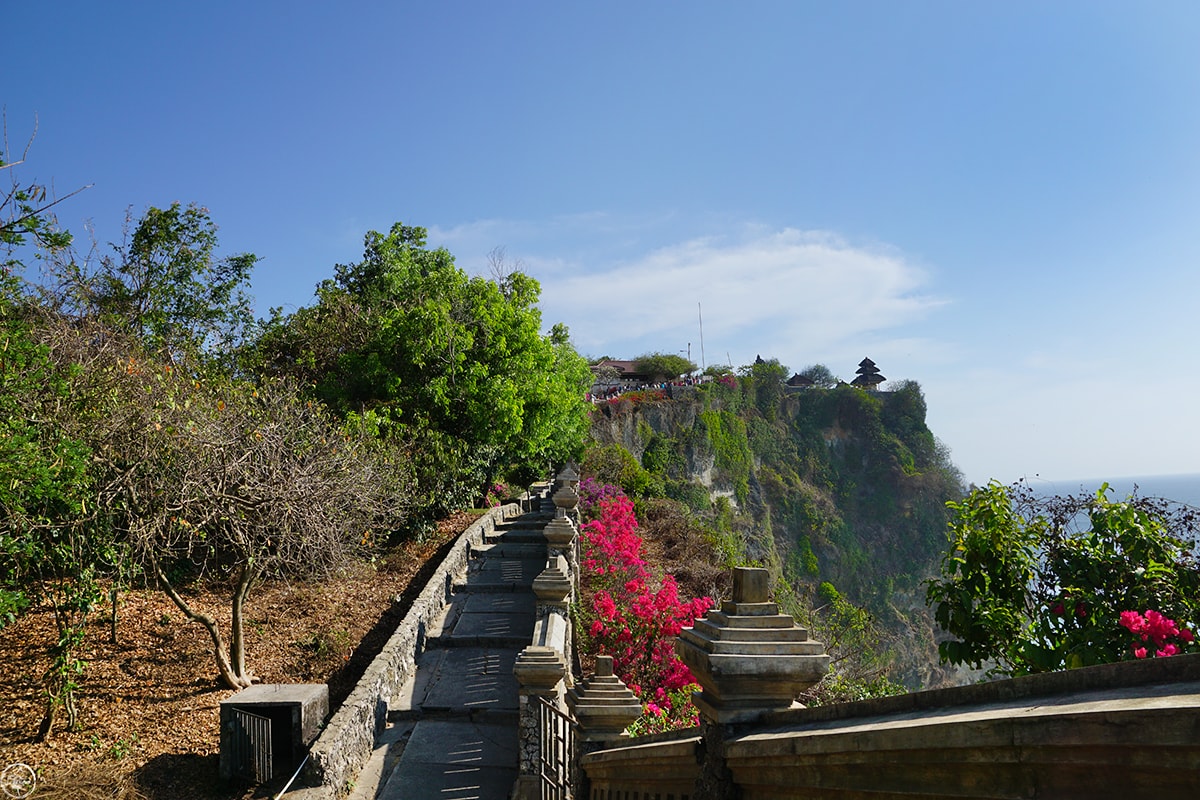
left=354, top=508, right=552, bottom=800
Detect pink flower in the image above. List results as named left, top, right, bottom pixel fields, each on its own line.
left=1119, top=610, right=1144, bottom=634
left=1134, top=647, right=1148, bottom=659
left=1157, top=643, right=1180, bottom=658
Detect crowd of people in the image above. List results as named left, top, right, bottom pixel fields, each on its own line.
left=586, top=374, right=713, bottom=403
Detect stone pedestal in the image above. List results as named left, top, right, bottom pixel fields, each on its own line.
left=675, top=567, right=829, bottom=724
left=567, top=655, right=643, bottom=742
left=532, top=555, right=572, bottom=604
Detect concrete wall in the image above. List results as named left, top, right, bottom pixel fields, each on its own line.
left=582, top=653, right=1200, bottom=799
left=298, top=502, right=521, bottom=797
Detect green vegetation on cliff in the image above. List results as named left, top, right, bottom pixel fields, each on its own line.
left=585, top=368, right=965, bottom=690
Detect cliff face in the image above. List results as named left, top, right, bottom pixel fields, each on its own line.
left=587, top=380, right=965, bottom=687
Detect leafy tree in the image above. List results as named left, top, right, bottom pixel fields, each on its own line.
left=739, top=357, right=788, bottom=421
left=0, top=271, right=114, bottom=737
left=0, top=138, right=108, bottom=738
left=806, top=581, right=904, bottom=704
left=634, top=352, right=696, bottom=382
left=799, top=363, right=839, bottom=389
left=1, top=121, right=81, bottom=261
left=926, top=480, right=1200, bottom=676
left=251, top=222, right=591, bottom=508
left=59, top=203, right=257, bottom=360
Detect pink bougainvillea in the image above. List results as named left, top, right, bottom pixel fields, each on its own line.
left=1119, top=609, right=1195, bottom=659
left=578, top=488, right=713, bottom=731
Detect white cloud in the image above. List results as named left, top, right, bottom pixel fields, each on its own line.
left=537, top=226, right=946, bottom=363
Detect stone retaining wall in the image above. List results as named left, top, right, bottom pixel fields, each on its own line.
left=296, top=501, right=524, bottom=798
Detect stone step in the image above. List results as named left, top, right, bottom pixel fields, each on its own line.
left=485, top=528, right=546, bottom=545
left=390, top=647, right=521, bottom=716
left=454, top=581, right=533, bottom=594
left=472, top=541, right=548, bottom=559
left=376, top=718, right=518, bottom=800
left=464, top=557, right=545, bottom=587
left=428, top=631, right=531, bottom=649
left=387, top=706, right=520, bottom=725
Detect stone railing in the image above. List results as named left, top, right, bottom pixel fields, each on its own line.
left=513, top=465, right=582, bottom=800
left=580, top=565, right=1200, bottom=798
left=296, top=497, right=533, bottom=797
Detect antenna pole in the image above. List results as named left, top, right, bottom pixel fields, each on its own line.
left=698, top=302, right=706, bottom=371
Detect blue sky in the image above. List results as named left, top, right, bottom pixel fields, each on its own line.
left=6, top=2, right=1200, bottom=485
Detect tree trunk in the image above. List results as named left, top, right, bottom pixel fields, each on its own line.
left=230, top=563, right=258, bottom=681
left=109, top=587, right=119, bottom=645
left=36, top=700, right=55, bottom=743
left=151, top=558, right=253, bottom=690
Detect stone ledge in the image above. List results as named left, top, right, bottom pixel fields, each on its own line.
left=755, top=651, right=1200, bottom=732
left=725, top=682, right=1200, bottom=799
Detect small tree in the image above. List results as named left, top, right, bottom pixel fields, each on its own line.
left=107, top=366, right=403, bottom=689
left=799, top=363, right=839, bottom=389
left=739, top=357, right=788, bottom=421
left=1, top=117, right=82, bottom=260
left=0, top=272, right=114, bottom=738
left=926, top=480, right=1200, bottom=676
left=58, top=202, right=257, bottom=361
left=634, top=352, right=696, bottom=382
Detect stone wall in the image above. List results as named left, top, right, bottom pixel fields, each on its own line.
left=582, top=653, right=1200, bottom=798
left=296, top=501, right=522, bottom=798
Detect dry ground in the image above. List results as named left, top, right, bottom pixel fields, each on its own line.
left=0, top=511, right=480, bottom=800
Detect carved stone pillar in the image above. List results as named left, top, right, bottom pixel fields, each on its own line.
left=567, top=655, right=642, bottom=742
left=567, top=655, right=644, bottom=800
left=543, top=504, right=579, bottom=587
left=533, top=555, right=573, bottom=663
left=675, top=566, right=830, bottom=724
left=513, top=646, right=569, bottom=800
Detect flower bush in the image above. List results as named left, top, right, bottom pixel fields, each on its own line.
left=484, top=482, right=510, bottom=507
left=1119, top=609, right=1196, bottom=659
left=577, top=485, right=713, bottom=731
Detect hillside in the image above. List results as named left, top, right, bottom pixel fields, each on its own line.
left=585, top=373, right=965, bottom=689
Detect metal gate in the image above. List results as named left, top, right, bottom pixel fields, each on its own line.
left=537, top=695, right=577, bottom=800
left=229, top=707, right=273, bottom=782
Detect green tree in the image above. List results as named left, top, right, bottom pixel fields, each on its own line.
left=0, top=272, right=111, bottom=737
left=0, top=138, right=110, bottom=738
left=926, top=480, right=1200, bottom=676
left=739, top=357, right=788, bottom=421
left=73, top=203, right=257, bottom=359
left=799, top=363, right=839, bottom=389
left=634, top=352, right=697, bottom=382
left=251, top=223, right=591, bottom=510
left=1, top=123, right=80, bottom=261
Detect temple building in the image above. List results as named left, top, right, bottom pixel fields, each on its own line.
left=850, top=357, right=885, bottom=390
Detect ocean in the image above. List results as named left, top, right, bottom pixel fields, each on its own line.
left=1025, top=473, right=1200, bottom=510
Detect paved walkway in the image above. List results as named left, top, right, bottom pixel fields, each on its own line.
left=349, top=508, right=550, bottom=800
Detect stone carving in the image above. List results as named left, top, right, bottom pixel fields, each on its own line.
left=567, top=655, right=643, bottom=741
left=675, top=567, right=829, bottom=723
left=513, top=645, right=568, bottom=695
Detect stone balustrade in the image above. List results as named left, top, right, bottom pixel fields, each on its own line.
left=580, top=564, right=1200, bottom=800
left=512, top=465, right=583, bottom=800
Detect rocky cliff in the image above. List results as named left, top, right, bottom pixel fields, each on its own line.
left=586, top=378, right=965, bottom=688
